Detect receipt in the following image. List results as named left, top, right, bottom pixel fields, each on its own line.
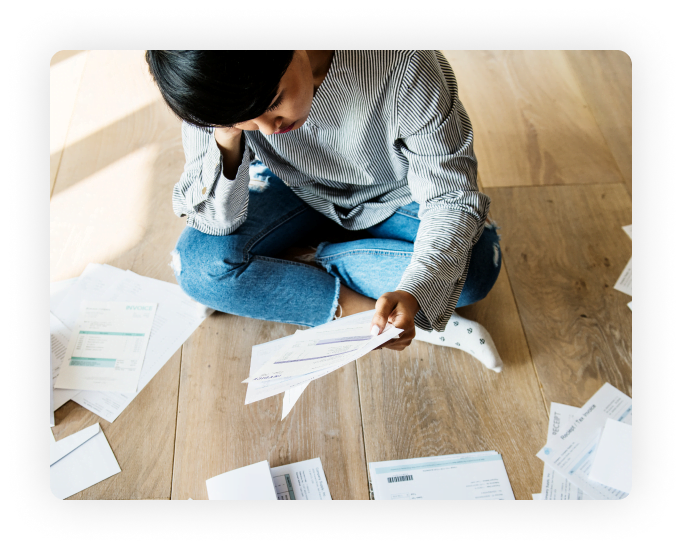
left=537, top=383, right=632, bottom=500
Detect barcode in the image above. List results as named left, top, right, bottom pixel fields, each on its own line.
left=387, top=475, right=413, bottom=483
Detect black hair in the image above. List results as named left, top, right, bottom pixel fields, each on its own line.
left=145, top=50, right=295, bottom=128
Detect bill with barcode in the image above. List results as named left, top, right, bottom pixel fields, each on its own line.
left=369, top=451, right=515, bottom=500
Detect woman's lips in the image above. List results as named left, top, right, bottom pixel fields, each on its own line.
left=274, top=121, right=296, bottom=134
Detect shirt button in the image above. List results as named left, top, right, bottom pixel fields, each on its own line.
left=202, top=187, right=207, bottom=195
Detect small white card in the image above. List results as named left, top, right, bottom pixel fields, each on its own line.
left=50, top=424, right=121, bottom=499
left=54, top=301, right=156, bottom=393
left=589, top=419, right=632, bottom=493
left=206, top=461, right=277, bottom=500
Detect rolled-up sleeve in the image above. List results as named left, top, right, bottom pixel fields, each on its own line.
left=395, top=50, right=490, bottom=332
left=172, top=122, right=254, bottom=236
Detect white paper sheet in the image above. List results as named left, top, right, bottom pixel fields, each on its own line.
left=627, top=301, right=632, bottom=311
left=55, top=301, right=157, bottom=392
left=536, top=383, right=632, bottom=500
left=245, top=310, right=401, bottom=383
left=270, top=458, right=331, bottom=500
left=369, top=451, right=515, bottom=500
left=50, top=424, right=121, bottom=499
left=539, top=403, right=591, bottom=500
left=614, top=257, right=632, bottom=296
left=206, top=461, right=277, bottom=500
left=588, top=418, right=632, bottom=493
left=50, top=312, right=80, bottom=411
left=71, top=270, right=212, bottom=422
left=622, top=225, right=632, bottom=239
left=281, top=382, right=309, bottom=420
left=532, top=493, right=543, bottom=500
left=49, top=423, right=100, bottom=465
left=52, top=263, right=127, bottom=331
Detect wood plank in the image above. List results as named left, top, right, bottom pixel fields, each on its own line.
left=51, top=50, right=184, bottom=282
left=171, top=314, right=369, bottom=500
left=487, top=184, right=632, bottom=407
left=52, top=349, right=182, bottom=499
left=50, top=50, right=88, bottom=197
left=357, top=262, right=548, bottom=500
left=566, top=51, right=632, bottom=196
left=50, top=51, right=186, bottom=498
left=442, top=50, right=623, bottom=187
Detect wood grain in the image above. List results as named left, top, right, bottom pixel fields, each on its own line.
left=50, top=51, right=186, bottom=498
left=50, top=50, right=88, bottom=196
left=170, top=313, right=369, bottom=500
left=488, top=184, right=632, bottom=407
left=442, top=50, right=623, bottom=187
left=51, top=349, right=182, bottom=499
left=566, top=51, right=632, bottom=196
left=357, top=262, right=548, bottom=500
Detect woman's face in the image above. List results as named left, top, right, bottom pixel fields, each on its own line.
left=231, top=50, right=315, bottom=136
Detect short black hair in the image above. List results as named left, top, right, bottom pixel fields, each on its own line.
left=145, top=50, right=295, bottom=128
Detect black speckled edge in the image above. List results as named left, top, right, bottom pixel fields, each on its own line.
left=8, top=8, right=679, bottom=542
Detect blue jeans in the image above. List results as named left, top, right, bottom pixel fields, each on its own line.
left=172, top=161, right=501, bottom=327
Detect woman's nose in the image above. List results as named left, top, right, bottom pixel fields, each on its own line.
left=253, top=115, right=283, bottom=135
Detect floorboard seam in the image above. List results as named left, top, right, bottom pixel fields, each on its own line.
left=353, top=360, right=373, bottom=500
left=168, top=344, right=185, bottom=500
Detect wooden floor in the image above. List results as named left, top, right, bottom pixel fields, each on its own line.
left=49, top=50, right=632, bottom=500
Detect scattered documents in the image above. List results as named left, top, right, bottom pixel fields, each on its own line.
left=50, top=264, right=212, bottom=422
left=50, top=423, right=120, bottom=499
left=206, top=458, right=332, bottom=500
left=369, top=451, right=515, bottom=500
left=50, top=312, right=80, bottom=413
left=538, top=403, right=591, bottom=500
left=244, top=311, right=401, bottom=418
left=536, top=383, right=631, bottom=500
left=589, top=418, right=632, bottom=493
left=55, top=301, right=157, bottom=393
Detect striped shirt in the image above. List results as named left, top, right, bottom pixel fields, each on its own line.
left=172, top=50, right=490, bottom=332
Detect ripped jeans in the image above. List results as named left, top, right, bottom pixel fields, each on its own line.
left=172, top=161, right=502, bottom=328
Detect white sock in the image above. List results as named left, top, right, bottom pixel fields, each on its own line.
left=415, top=311, right=504, bottom=373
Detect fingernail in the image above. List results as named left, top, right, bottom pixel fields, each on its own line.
left=370, top=325, right=380, bottom=336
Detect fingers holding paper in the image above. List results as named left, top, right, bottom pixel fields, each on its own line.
left=371, top=290, right=419, bottom=351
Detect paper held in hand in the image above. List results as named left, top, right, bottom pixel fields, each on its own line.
left=244, top=310, right=402, bottom=384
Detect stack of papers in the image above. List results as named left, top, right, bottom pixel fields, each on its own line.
left=50, top=263, right=213, bottom=423
left=206, top=458, right=331, bottom=500
left=535, top=383, right=632, bottom=500
left=244, top=310, right=402, bottom=419
left=50, top=423, right=121, bottom=499
left=369, top=451, right=515, bottom=500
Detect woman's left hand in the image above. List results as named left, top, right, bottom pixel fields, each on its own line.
left=371, top=290, right=420, bottom=351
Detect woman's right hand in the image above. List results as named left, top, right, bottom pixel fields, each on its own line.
left=213, top=126, right=244, bottom=179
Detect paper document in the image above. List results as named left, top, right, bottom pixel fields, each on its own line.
left=589, top=418, right=632, bottom=493
left=50, top=423, right=120, bottom=499
left=614, top=257, right=632, bottom=296
left=537, top=383, right=632, bottom=500
left=532, top=493, right=543, bottom=500
left=50, top=313, right=80, bottom=411
left=71, top=270, right=212, bottom=422
left=369, top=451, right=515, bottom=500
left=270, top=458, right=331, bottom=500
left=539, top=403, right=591, bottom=500
left=244, top=311, right=400, bottom=416
left=622, top=225, right=632, bottom=239
left=206, top=461, right=277, bottom=500
left=54, top=301, right=157, bottom=393
left=50, top=277, right=78, bottom=312
left=49, top=423, right=100, bottom=465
